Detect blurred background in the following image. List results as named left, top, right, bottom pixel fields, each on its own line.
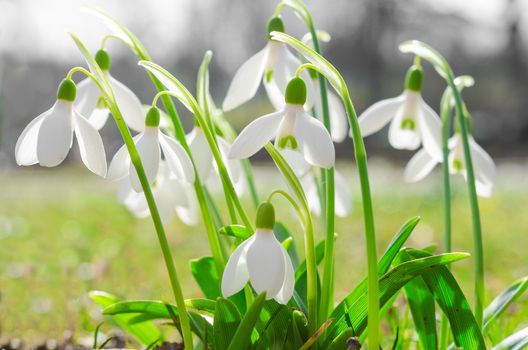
left=1, top=0, right=528, bottom=344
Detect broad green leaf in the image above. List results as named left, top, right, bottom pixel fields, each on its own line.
left=89, top=291, right=162, bottom=346
left=378, top=216, right=421, bottom=274
left=406, top=249, right=486, bottom=349
left=327, top=327, right=353, bottom=350
left=219, top=225, right=251, bottom=240
left=255, top=301, right=301, bottom=349
left=196, top=50, right=213, bottom=118
left=484, top=276, right=528, bottom=334
left=323, top=252, right=469, bottom=348
left=214, top=298, right=242, bottom=350
left=228, top=293, right=266, bottom=350
left=190, top=256, right=222, bottom=300
left=491, top=327, right=528, bottom=350
left=403, top=276, right=437, bottom=349
left=299, top=318, right=333, bottom=350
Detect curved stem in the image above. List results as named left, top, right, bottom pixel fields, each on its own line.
left=100, top=34, right=132, bottom=50
left=268, top=189, right=305, bottom=220
left=67, top=66, right=97, bottom=82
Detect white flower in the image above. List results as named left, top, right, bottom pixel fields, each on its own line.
left=119, top=160, right=198, bottom=225
left=222, top=16, right=313, bottom=112
left=74, top=49, right=144, bottom=131
left=311, top=77, right=348, bottom=143
left=221, top=203, right=294, bottom=303
left=405, top=133, right=496, bottom=197
left=15, top=79, right=107, bottom=177
left=358, top=65, right=442, bottom=160
left=187, top=126, right=246, bottom=195
left=229, top=78, right=335, bottom=169
left=107, top=107, right=195, bottom=192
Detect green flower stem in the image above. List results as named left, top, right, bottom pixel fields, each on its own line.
left=265, top=143, right=318, bottom=337
left=342, top=94, right=380, bottom=349
left=439, top=88, right=453, bottom=349
left=67, top=67, right=195, bottom=349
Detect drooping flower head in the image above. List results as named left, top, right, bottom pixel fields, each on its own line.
left=221, top=202, right=294, bottom=303
left=229, top=77, right=335, bottom=168
left=222, top=16, right=313, bottom=112
left=107, top=106, right=195, bottom=192
left=74, top=49, right=145, bottom=131
left=15, top=78, right=107, bottom=177
left=405, top=116, right=496, bottom=197
left=358, top=64, right=442, bottom=160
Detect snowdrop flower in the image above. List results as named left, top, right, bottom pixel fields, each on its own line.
left=221, top=202, right=294, bottom=303
left=15, top=79, right=107, bottom=177
left=119, top=160, right=198, bottom=225
left=222, top=16, right=312, bottom=112
left=107, top=107, right=195, bottom=192
left=74, top=49, right=144, bottom=131
left=187, top=126, right=246, bottom=195
left=229, top=77, right=335, bottom=168
left=358, top=65, right=442, bottom=160
left=405, top=131, right=496, bottom=197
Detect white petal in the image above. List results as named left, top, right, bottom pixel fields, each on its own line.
left=388, top=111, right=421, bottom=150
left=187, top=127, right=213, bottom=182
left=328, top=90, right=348, bottom=142
left=109, top=74, right=145, bottom=132
left=358, top=95, right=404, bottom=137
left=36, top=101, right=73, bottom=167
left=218, top=137, right=245, bottom=196
left=246, top=229, right=286, bottom=299
left=107, top=141, right=134, bottom=181
left=469, top=137, right=496, bottom=189
left=303, top=175, right=322, bottom=216
left=74, top=112, right=107, bottom=177
left=264, top=79, right=286, bottom=110
left=87, top=108, right=110, bottom=130
left=404, top=148, right=438, bottom=183
left=280, top=149, right=311, bottom=178
left=229, top=109, right=285, bottom=159
left=222, top=45, right=268, bottom=111
left=295, top=112, right=335, bottom=168
left=74, top=77, right=101, bottom=119
left=129, top=127, right=160, bottom=192
left=418, top=99, right=443, bottom=161
left=274, top=247, right=295, bottom=304
left=159, top=133, right=195, bottom=183
left=334, top=170, right=352, bottom=217
left=175, top=179, right=199, bottom=226
left=221, top=237, right=254, bottom=297
left=15, top=109, right=50, bottom=166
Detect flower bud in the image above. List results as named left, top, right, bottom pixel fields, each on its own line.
left=267, top=16, right=285, bottom=40
left=255, top=202, right=275, bottom=229
left=145, top=106, right=161, bottom=127
left=56, top=79, right=77, bottom=102
left=95, top=49, right=111, bottom=71
left=285, top=77, right=307, bottom=105
left=404, top=65, right=423, bottom=92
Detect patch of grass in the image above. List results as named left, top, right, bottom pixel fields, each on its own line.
left=0, top=159, right=527, bottom=341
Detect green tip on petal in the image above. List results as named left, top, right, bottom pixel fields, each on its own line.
left=56, top=79, right=77, bottom=102
left=145, top=106, right=161, bottom=127
left=404, top=65, right=423, bottom=92
left=285, top=77, right=307, bottom=105
left=256, top=202, right=275, bottom=230
left=267, top=16, right=285, bottom=40
left=95, top=49, right=111, bottom=71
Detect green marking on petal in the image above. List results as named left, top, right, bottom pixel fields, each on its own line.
left=264, top=69, right=273, bottom=84
left=277, top=135, right=298, bottom=150
left=400, top=118, right=416, bottom=130
left=96, top=96, right=107, bottom=109
left=453, top=159, right=464, bottom=172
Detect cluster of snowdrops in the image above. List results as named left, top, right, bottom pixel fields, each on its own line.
left=14, top=2, right=528, bottom=350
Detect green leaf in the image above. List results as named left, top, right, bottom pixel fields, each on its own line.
left=190, top=256, right=222, bottom=300
left=484, top=276, right=528, bottom=334
left=219, top=225, right=251, bottom=240
left=323, top=252, right=469, bottom=348
left=398, top=40, right=451, bottom=79
left=255, top=301, right=301, bottom=349
left=491, top=327, right=528, bottom=350
left=405, top=249, right=486, bottom=350
left=89, top=291, right=162, bottom=346
left=293, top=238, right=326, bottom=314
left=327, top=327, right=353, bottom=350
left=228, top=293, right=266, bottom=350
left=378, top=216, right=421, bottom=274
left=403, top=276, right=437, bottom=349
left=214, top=298, right=242, bottom=350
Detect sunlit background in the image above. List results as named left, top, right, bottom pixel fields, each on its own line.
left=1, top=0, right=528, bottom=345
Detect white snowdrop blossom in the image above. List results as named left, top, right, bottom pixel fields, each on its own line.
left=119, top=161, right=198, bottom=225
left=358, top=65, right=442, bottom=160
left=222, top=16, right=313, bottom=112
left=405, top=133, right=496, bottom=197
left=221, top=203, right=294, bottom=303
left=311, top=75, right=348, bottom=142
left=107, top=107, right=195, bottom=192
left=74, top=49, right=145, bottom=131
left=15, top=79, right=107, bottom=177
left=229, top=77, right=335, bottom=168
left=187, top=126, right=246, bottom=195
